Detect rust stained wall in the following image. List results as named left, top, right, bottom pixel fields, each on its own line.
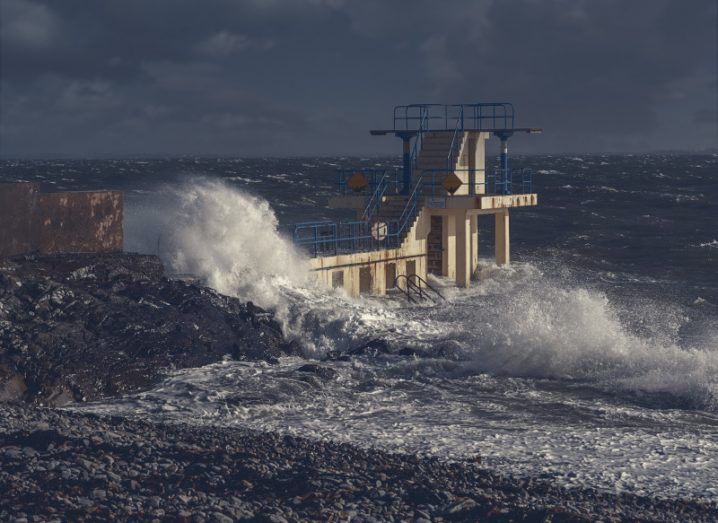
left=36, top=192, right=123, bottom=254
left=0, top=183, right=123, bottom=257
left=0, top=183, right=39, bottom=257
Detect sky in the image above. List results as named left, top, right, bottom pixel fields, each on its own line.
left=0, top=0, right=716, bottom=157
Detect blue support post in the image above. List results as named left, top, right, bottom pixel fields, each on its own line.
left=401, top=134, right=412, bottom=194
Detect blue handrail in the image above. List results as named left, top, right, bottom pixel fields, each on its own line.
left=409, top=108, right=430, bottom=175
left=293, top=219, right=402, bottom=257
left=396, top=176, right=423, bottom=241
left=336, top=169, right=382, bottom=194
left=293, top=167, right=533, bottom=258
left=418, top=168, right=533, bottom=196
left=447, top=106, right=464, bottom=172
left=361, top=173, right=388, bottom=221
left=393, top=103, right=514, bottom=132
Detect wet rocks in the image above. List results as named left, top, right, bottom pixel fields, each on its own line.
left=295, top=364, right=337, bottom=380
left=0, top=253, right=299, bottom=405
left=348, top=338, right=392, bottom=357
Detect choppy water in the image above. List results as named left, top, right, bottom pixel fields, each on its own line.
left=1, top=154, right=717, bottom=499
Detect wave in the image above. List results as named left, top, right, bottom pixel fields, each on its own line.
left=125, top=178, right=718, bottom=410
left=124, top=178, right=313, bottom=325
left=443, top=266, right=718, bottom=410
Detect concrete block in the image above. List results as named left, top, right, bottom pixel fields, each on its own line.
left=36, top=192, right=123, bottom=254
left=0, top=183, right=38, bottom=257
left=0, top=183, right=123, bottom=257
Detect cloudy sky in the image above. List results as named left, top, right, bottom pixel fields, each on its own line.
left=1, top=0, right=716, bottom=156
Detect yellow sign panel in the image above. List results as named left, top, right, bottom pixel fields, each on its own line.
left=347, top=172, right=368, bottom=191
left=442, top=172, right=462, bottom=195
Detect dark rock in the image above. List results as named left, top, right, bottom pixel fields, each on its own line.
left=0, top=253, right=300, bottom=405
left=398, top=347, right=418, bottom=357
left=323, top=350, right=351, bottom=362
left=348, top=339, right=391, bottom=357
left=296, top=364, right=337, bottom=380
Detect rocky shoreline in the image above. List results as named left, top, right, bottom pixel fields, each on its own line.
left=2, top=405, right=716, bottom=523
left=2, top=254, right=717, bottom=521
left=0, top=253, right=299, bottom=405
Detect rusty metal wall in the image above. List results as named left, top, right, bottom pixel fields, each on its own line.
left=0, top=183, right=123, bottom=257
left=0, top=183, right=39, bottom=257
left=36, top=192, right=123, bottom=254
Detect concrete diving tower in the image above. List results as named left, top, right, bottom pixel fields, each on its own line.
left=292, top=103, right=540, bottom=298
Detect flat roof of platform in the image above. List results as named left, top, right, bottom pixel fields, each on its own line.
left=369, top=128, right=542, bottom=136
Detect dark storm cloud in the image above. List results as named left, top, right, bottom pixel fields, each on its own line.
left=0, top=0, right=715, bottom=156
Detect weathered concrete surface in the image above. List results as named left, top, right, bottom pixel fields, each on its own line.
left=0, top=183, right=123, bottom=257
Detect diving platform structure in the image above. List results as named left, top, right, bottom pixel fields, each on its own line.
left=293, top=103, right=540, bottom=297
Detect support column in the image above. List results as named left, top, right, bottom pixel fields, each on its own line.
left=401, top=134, right=412, bottom=194
left=373, top=262, right=386, bottom=295
left=455, top=211, right=471, bottom=288
left=470, top=214, right=479, bottom=278
left=395, top=260, right=408, bottom=292
left=495, top=209, right=510, bottom=266
left=344, top=266, right=361, bottom=297
left=467, top=133, right=476, bottom=196
left=442, top=214, right=456, bottom=279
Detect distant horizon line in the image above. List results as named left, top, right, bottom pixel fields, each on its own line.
left=1, top=149, right=717, bottom=161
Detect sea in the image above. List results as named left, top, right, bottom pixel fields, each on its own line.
left=1, top=154, right=717, bottom=500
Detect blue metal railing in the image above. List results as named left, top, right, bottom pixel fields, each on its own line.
left=337, top=169, right=386, bottom=196
left=337, top=168, right=402, bottom=196
left=409, top=108, right=431, bottom=174
left=447, top=106, right=464, bottom=172
left=395, top=103, right=514, bottom=187
left=361, top=173, right=388, bottom=221
left=293, top=219, right=402, bottom=258
left=293, top=168, right=533, bottom=258
left=392, top=103, right=514, bottom=132
left=396, top=176, right=423, bottom=241
left=418, top=168, right=533, bottom=197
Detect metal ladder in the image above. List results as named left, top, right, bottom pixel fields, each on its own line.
left=393, top=274, right=445, bottom=304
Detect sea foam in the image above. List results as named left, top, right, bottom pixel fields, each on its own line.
left=125, top=179, right=718, bottom=409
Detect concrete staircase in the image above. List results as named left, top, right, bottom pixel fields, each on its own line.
left=368, top=131, right=467, bottom=249
left=374, top=196, right=408, bottom=222
left=415, top=131, right=463, bottom=182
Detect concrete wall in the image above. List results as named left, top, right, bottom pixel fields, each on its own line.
left=0, top=183, right=38, bottom=257
left=0, top=183, right=123, bottom=257
left=454, top=131, right=488, bottom=196
left=309, top=207, right=431, bottom=297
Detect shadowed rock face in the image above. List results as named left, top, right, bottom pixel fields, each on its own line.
left=0, top=253, right=299, bottom=406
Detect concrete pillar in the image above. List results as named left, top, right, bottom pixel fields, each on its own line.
left=455, top=211, right=471, bottom=287
left=402, top=135, right=412, bottom=194
left=395, top=260, right=407, bottom=291
left=344, top=266, right=361, bottom=297
left=418, top=255, right=428, bottom=283
left=467, top=134, right=476, bottom=196
left=442, top=215, right=456, bottom=279
left=495, top=209, right=510, bottom=266
left=373, top=262, right=387, bottom=295
left=470, top=214, right=479, bottom=277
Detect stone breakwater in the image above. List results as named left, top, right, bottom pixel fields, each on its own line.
left=0, top=253, right=299, bottom=405
left=1, top=405, right=717, bottom=522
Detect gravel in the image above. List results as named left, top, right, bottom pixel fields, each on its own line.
left=1, top=405, right=716, bottom=522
